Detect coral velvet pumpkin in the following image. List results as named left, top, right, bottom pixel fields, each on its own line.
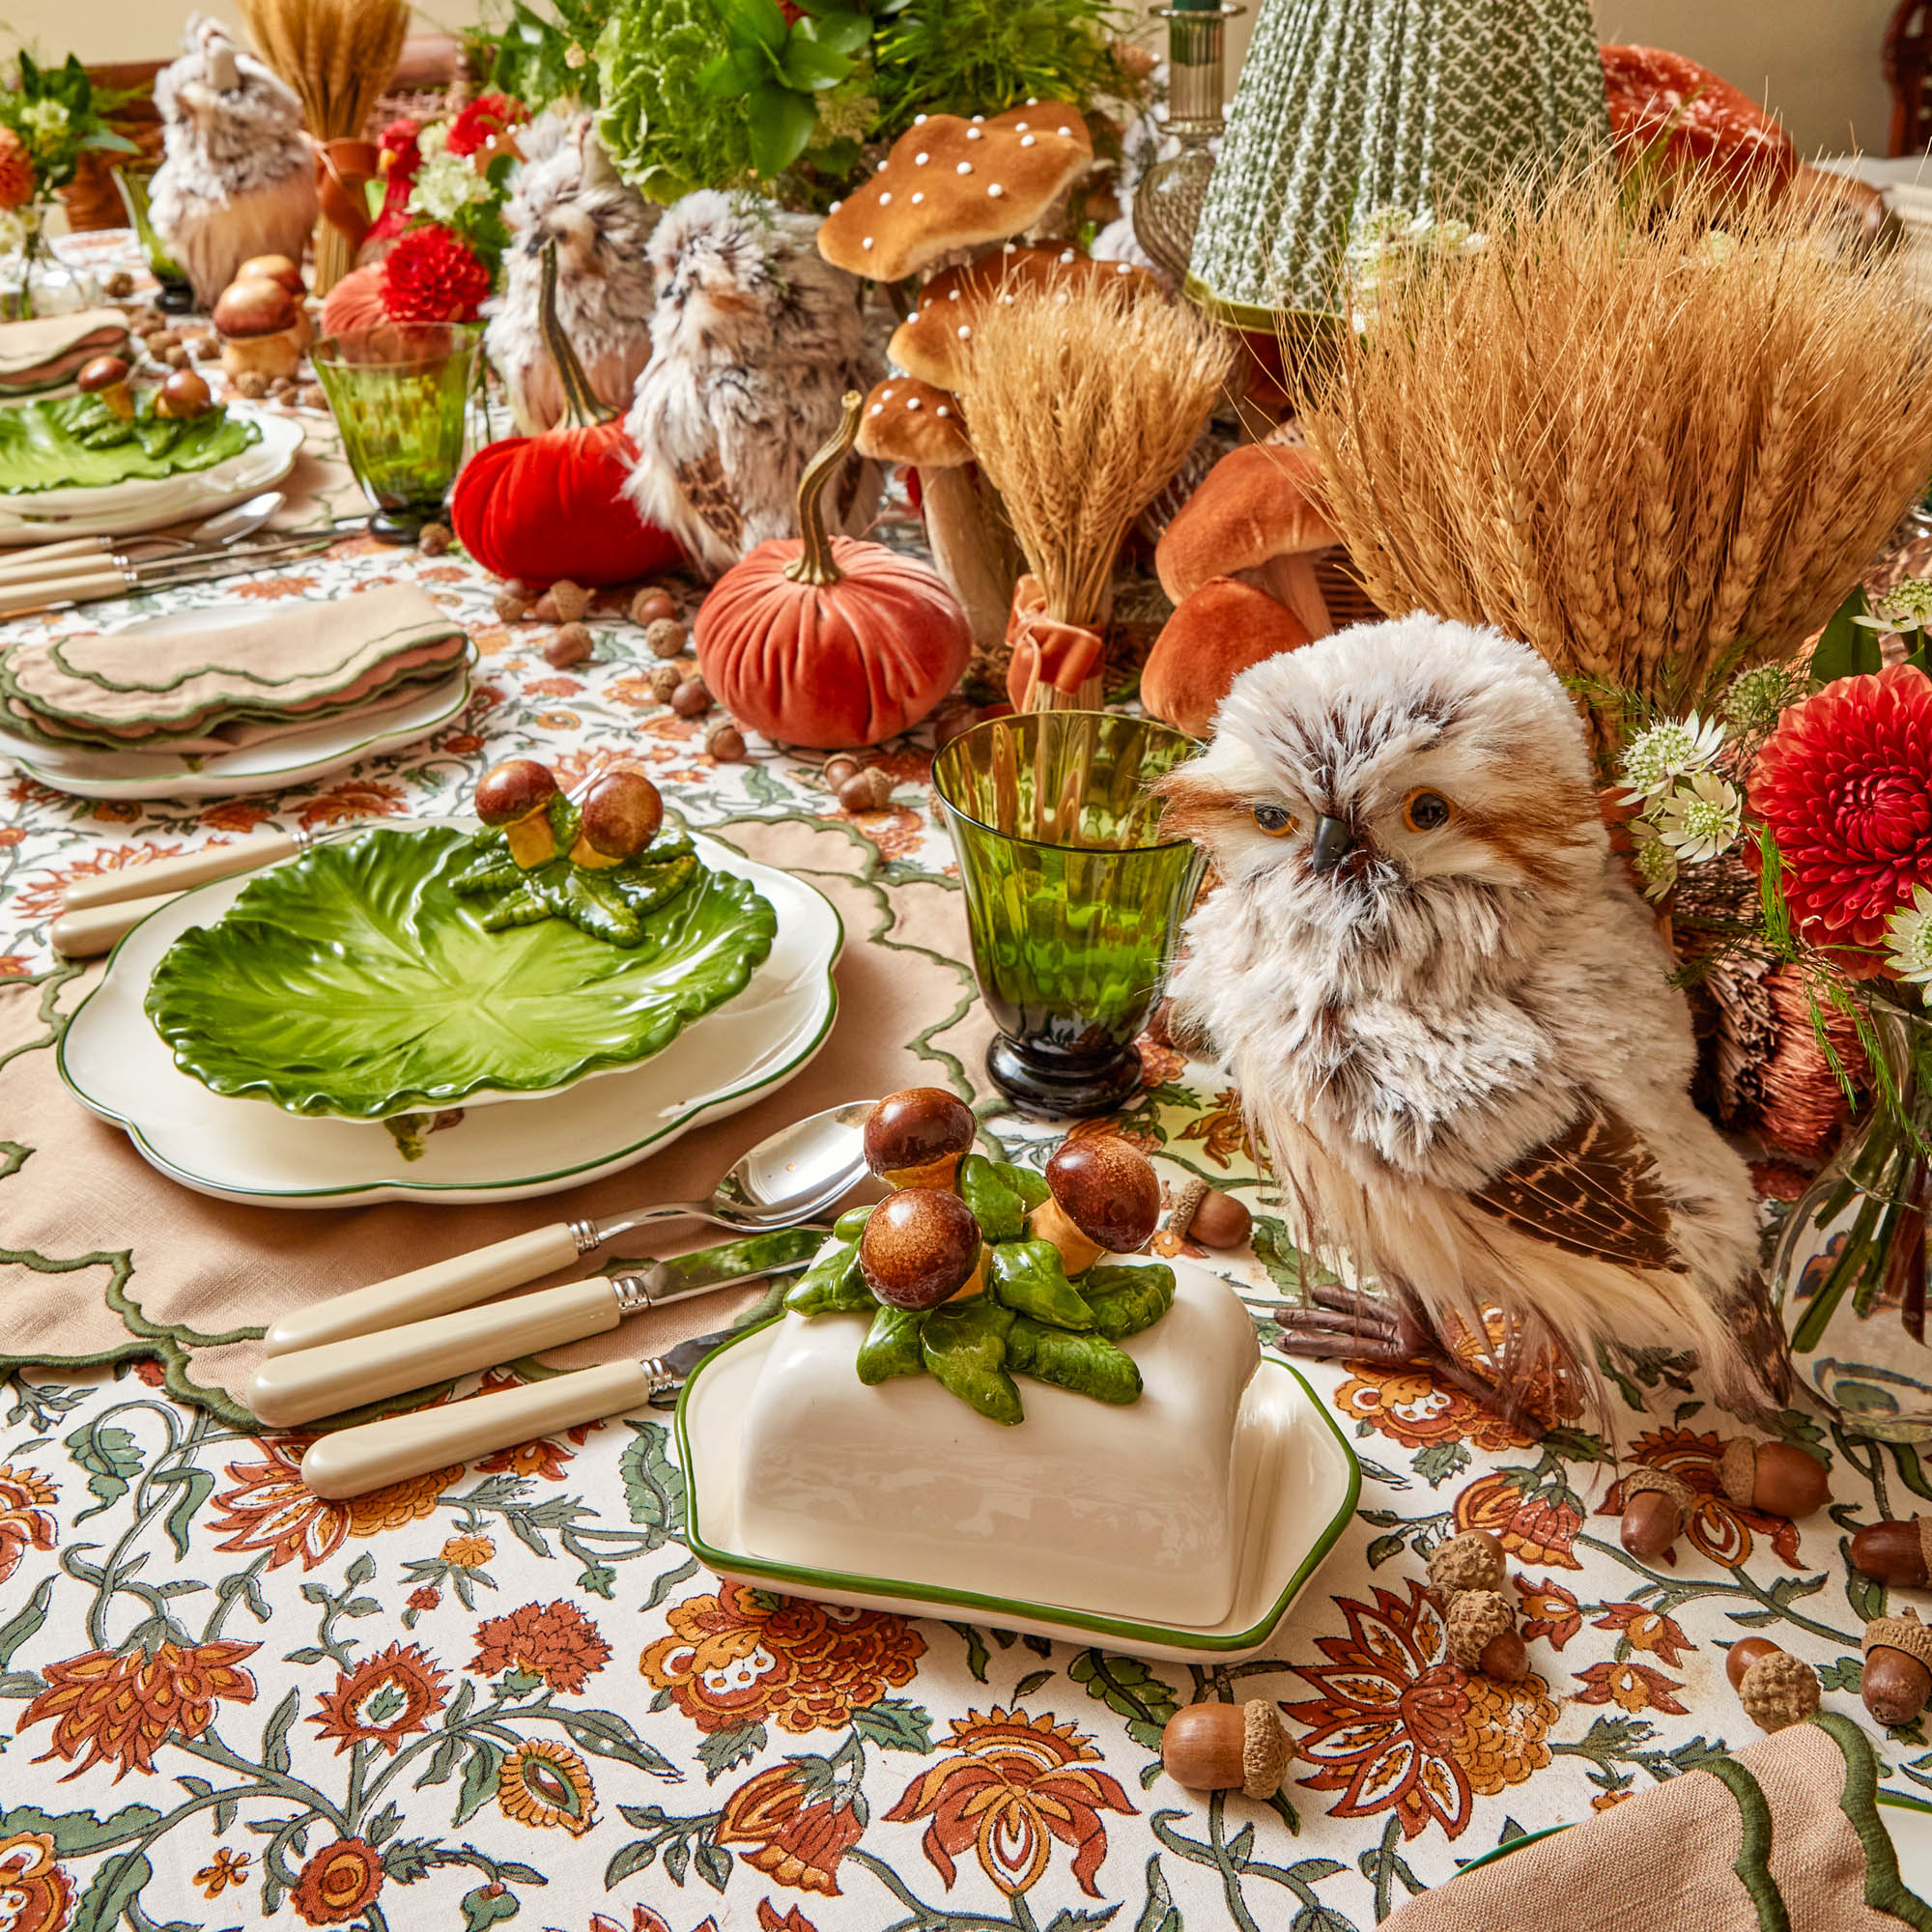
left=696, top=393, right=971, bottom=749
left=320, top=264, right=387, bottom=340
left=449, top=239, right=681, bottom=588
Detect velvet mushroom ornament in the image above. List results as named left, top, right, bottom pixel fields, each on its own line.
left=695, top=392, right=972, bottom=750
left=214, top=277, right=303, bottom=384
left=1142, top=576, right=1312, bottom=738
left=451, top=241, right=683, bottom=590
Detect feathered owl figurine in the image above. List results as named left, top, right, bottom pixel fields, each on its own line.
left=151, top=15, right=317, bottom=311
left=486, top=109, right=659, bottom=435
left=624, top=191, right=881, bottom=578
left=1159, top=614, right=1780, bottom=1418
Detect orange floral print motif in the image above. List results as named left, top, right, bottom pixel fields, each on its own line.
left=497, top=1740, right=597, bottom=1836
left=195, top=1848, right=249, bottom=1897
left=290, top=1837, right=383, bottom=1925
left=0, top=1463, right=57, bottom=1585
left=717, top=1761, right=864, bottom=1896
left=1454, top=1470, right=1585, bottom=1570
left=18, top=1639, right=259, bottom=1779
left=470, top=1601, right=611, bottom=1693
left=1572, top=1660, right=1690, bottom=1715
left=298, top=780, right=409, bottom=829
left=1592, top=1602, right=1695, bottom=1665
left=210, top=1438, right=456, bottom=1571
left=1596, top=1430, right=1804, bottom=1569
left=885, top=1708, right=1137, bottom=1897
left=1515, top=1577, right=1583, bottom=1648
left=0, top=1832, right=73, bottom=1932
left=310, top=1642, right=448, bottom=1753
left=1332, top=1365, right=1535, bottom=1454
left=1176, top=1090, right=1251, bottom=1168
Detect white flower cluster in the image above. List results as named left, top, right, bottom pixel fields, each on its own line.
left=1887, top=885, right=1932, bottom=987
left=412, top=147, right=492, bottom=225
left=1615, top=713, right=1742, bottom=897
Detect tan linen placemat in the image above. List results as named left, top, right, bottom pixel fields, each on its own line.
left=0, top=308, right=128, bottom=387
left=0, top=815, right=994, bottom=1423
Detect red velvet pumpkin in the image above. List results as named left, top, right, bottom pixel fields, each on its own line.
left=449, top=240, right=681, bottom=588
left=320, top=263, right=387, bottom=340
left=695, top=395, right=971, bottom=749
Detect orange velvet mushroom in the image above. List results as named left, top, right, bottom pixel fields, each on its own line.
left=1142, top=576, right=1313, bottom=739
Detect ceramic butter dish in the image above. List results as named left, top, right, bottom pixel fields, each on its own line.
left=736, top=1261, right=1262, bottom=1627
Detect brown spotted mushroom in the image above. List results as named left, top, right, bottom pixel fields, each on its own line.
left=1030, top=1135, right=1161, bottom=1275
left=860, top=1186, right=985, bottom=1309
left=864, top=1088, right=978, bottom=1190
left=569, top=770, right=664, bottom=868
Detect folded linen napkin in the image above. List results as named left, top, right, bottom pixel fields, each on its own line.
left=1, top=583, right=469, bottom=748
left=1385, top=1713, right=1930, bottom=1931
left=0, top=309, right=131, bottom=394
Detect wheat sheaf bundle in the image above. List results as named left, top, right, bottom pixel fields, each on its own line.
left=952, top=279, right=1235, bottom=646
left=1300, top=160, right=1932, bottom=736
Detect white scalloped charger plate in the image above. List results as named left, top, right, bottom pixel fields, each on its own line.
left=0, top=611, right=474, bottom=800
left=0, top=408, right=303, bottom=541
left=57, top=824, right=843, bottom=1206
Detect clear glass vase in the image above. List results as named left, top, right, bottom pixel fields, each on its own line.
left=1776, top=1005, right=1932, bottom=1439
left=0, top=203, right=100, bottom=322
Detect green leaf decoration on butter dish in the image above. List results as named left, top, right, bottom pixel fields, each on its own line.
left=958, top=1152, right=1025, bottom=1241
left=0, top=393, right=258, bottom=494
left=144, top=825, right=776, bottom=1119
left=784, top=1241, right=871, bottom=1316
left=989, top=1238, right=1094, bottom=1330
left=856, top=1304, right=927, bottom=1384
left=922, top=1297, right=1023, bottom=1425
left=1081, top=1262, right=1177, bottom=1341
left=1006, top=1317, right=1143, bottom=1405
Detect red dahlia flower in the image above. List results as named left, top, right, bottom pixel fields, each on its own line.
left=380, top=225, right=492, bottom=324
left=444, top=92, right=528, bottom=159
left=1748, top=662, right=1932, bottom=975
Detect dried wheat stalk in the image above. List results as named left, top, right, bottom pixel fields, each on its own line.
left=1300, top=160, right=1932, bottom=742
left=953, top=278, right=1235, bottom=705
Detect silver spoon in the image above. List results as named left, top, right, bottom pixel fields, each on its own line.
left=261, top=1100, right=879, bottom=1356
left=0, top=492, right=287, bottom=582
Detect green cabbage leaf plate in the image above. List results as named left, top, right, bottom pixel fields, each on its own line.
left=144, top=825, right=778, bottom=1119
left=0, top=393, right=258, bottom=494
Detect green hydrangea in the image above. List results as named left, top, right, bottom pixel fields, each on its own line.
left=593, top=0, right=757, bottom=200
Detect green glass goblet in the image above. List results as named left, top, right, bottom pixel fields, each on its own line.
left=311, top=324, right=482, bottom=543
left=110, top=162, right=193, bottom=313
left=932, top=711, right=1206, bottom=1118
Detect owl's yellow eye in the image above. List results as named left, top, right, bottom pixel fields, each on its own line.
left=1252, top=803, right=1296, bottom=837
left=1404, top=789, right=1454, bottom=833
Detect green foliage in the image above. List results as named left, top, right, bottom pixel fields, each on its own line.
left=594, top=0, right=761, bottom=201
left=469, top=0, right=616, bottom=109
left=0, top=49, right=136, bottom=192
left=1812, top=583, right=1881, bottom=684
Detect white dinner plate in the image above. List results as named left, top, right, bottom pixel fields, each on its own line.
left=677, top=1321, right=1361, bottom=1665
left=57, top=824, right=843, bottom=1206
left=0, top=408, right=303, bottom=542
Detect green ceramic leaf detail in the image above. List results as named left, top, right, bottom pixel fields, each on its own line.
left=144, top=825, right=776, bottom=1119
left=998, top=1161, right=1051, bottom=1212
left=856, top=1304, right=927, bottom=1384
left=1081, top=1263, right=1177, bottom=1341
left=0, top=393, right=258, bottom=494
left=1006, top=1318, right=1143, bottom=1405
left=832, top=1204, right=874, bottom=1242
left=959, top=1152, right=1026, bottom=1241
left=988, top=1238, right=1094, bottom=1330
left=922, top=1297, right=1022, bottom=1425
left=784, top=1241, right=870, bottom=1316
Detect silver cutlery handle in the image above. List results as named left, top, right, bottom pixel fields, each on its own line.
left=300, top=1357, right=662, bottom=1498
left=61, top=832, right=302, bottom=910
left=263, top=1221, right=586, bottom=1355
left=248, top=1274, right=622, bottom=1428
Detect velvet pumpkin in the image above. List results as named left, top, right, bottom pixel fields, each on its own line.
left=695, top=394, right=971, bottom=750
left=320, top=264, right=387, bottom=340
left=449, top=240, right=681, bottom=588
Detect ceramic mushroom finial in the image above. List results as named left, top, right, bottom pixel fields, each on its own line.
left=570, top=769, right=664, bottom=869
left=818, top=105, right=1094, bottom=283
left=1154, top=443, right=1340, bottom=642
left=77, top=354, right=135, bottom=421
left=475, top=758, right=562, bottom=868
left=887, top=241, right=1155, bottom=390
left=1030, top=1135, right=1161, bottom=1275
left=859, top=1187, right=985, bottom=1309
left=213, top=276, right=303, bottom=384
left=864, top=1089, right=978, bottom=1190
left=1141, top=577, right=1313, bottom=739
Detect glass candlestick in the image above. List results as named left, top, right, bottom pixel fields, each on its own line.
left=1133, top=5, right=1241, bottom=285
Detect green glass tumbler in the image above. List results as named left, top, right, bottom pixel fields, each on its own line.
left=932, top=711, right=1206, bottom=1118
left=311, top=325, right=483, bottom=543
left=110, top=162, right=193, bottom=313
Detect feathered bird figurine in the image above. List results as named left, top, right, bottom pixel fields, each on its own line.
left=624, top=190, right=880, bottom=578
left=487, top=109, right=660, bottom=435
left=1158, top=614, right=1780, bottom=1419
left=150, top=14, right=318, bottom=310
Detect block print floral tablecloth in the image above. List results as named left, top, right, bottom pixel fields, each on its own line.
left=4, top=254, right=1930, bottom=1932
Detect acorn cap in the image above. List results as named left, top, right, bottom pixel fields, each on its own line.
left=1737, top=1650, right=1820, bottom=1732
left=577, top=770, right=664, bottom=861
left=1719, top=1439, right=1756, bottom=1508
left=1866, top=1610, right=1932, bottom=1669
left=77, top=354, right=130, bottom=391
left=854, top=377, right=972, bottom=469
left=1444, top=1590, right=1516, bottom=1671
left=864, top=1089, right=976, bottom=1179
left=1044, top=1136, right=1160, bottom=1252
left=475, top=758, right=560, bottom=826
left=859, top=1187, right=983, bottom=1310
left=1427, top=1530, right=1506, bottom=1603
left=1621, top=1465, right=1698, bottom=1518
left=1239, top=1700, right=1290, bottom=1801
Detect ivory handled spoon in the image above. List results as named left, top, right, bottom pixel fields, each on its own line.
left=61, top=828, right=313, bottom=910
left=261, top=1099, right=877, bottom=1356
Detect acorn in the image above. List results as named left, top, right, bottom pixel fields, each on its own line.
left=1618, top=1466, right=1697, bottom=1561
left=705, top=719, right=747, bottom=762
left=824, top=754, right=864, bottom=789
left=1168, top=1177, right=1252, bottom=1250
left=1444, top=1590, right=1527, bottom=1683
left=532, top=579, right=591, bottom=625
left=475, top=759, right=561, bottom=868
left=570, top=770, right=664, bottom=869
left=1427, top=1529, right=1506, bottom=1605
left=493, top=589, right=529, bottom=624
left=631, top=586, right=676, bottom=627
left=671, top=676, right=713, bottom=719
left=1864, top=1610, right=1932, bottom=1727
left=417, top=521, right=452, bottom=557
left=1719, top=1439, right=1830, bottom=1520
left=645, top=617, right=687, bottom=659
left=1160, top=1700, right=1290, bottom=1800
left=76, top=354, right=134, bottom=420
left=838, top=767, right=894, bottom=813
left=1849, top=1518, right=1932, bottom=1588
left=1725, top=1638, right=1820, bottom=1733
left=864, top=1089, right=977, bottom=1190
left=646, top=662, right=683, bottom=704
left=859, top=1186, right=984, bottom=1310
left=542, top=623, right=592, bottom=669
left=1029, top=1136, right=1161, bottom=1276
left=154, top=368, right=213, bottom=420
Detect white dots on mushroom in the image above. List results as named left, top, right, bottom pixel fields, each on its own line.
left=956, top=161, right=973, bottom=175
left=879, top=192, right=892, bottom=205
left=914, top=112, right=927, bottom=125
left=862, top=237, right=874, bottom=250
left=828, top=199, right=842, bottom=212
left=1014, top=121, right=1029, bottom=132
left=1020, top=134, right=1036, bottom=147
left=915, top=152, right=929, bottom=165
left=935, top=404, right=951, bottom=417
left=911, top=192, right=924, bottom=204
left=948, top=289, right=961, bottom=300
left=967, top=127, right=982, bottom=140
left=1026, top=96, right=1038, bottom=104
left=1058, top=125, right=1071, bottom=136
left=1060, top=248, right=1076, bottom=263
left=869, top=403, right=884, bottom=415
left=956, top=324, right=973, bottom=340
left=906, top=395, right=923, bottom=411
left=987, top=183, right=1003, bottom=198
left=971, top=113, right=984, bottom=123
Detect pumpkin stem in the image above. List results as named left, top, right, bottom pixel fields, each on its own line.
left=539, top=238, right=615, bottom=432
left=782, top=390, right=862, bottom=588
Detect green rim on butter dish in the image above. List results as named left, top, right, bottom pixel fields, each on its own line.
left=676, top=1325, right=1362, bottom=1655
left=143, top=823, right=777, bottom=1119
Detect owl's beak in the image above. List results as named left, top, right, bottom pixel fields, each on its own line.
left=1310, top=815, right=1355, bottom=875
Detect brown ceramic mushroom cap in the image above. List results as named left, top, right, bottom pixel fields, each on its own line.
left=573, top=770, right=665, bottom=867
left=860, top=1186, right=983, bottom=1310
left=476, top=758, right=561, bottom=828
left=154, top=368, right=213, bottom=419
left=818, top=103, right=1094, bottom=283
left=889, top=242, right=1156, bottom=391
left=213, top=276, right=299, bottom=340
left=854, top=377, right=972, bottom=469
left=1155, top=443, right=1340, bottom=639
left=77, top=354, right=131, bottom=394
left=1046, top=1136, right=1160, bottom=1252
left=865, top=1089, right=977, bottom=1186
left=1142, top=577, right=1313, bottom=739
left=236, top=253, right=305, bottom=298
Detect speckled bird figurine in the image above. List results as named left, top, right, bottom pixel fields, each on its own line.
left=1158, top=613, right=1782, bottom=1418
left=623, top=190, right=880, bottom=578
left=150, top=14, right=318, bottom=311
